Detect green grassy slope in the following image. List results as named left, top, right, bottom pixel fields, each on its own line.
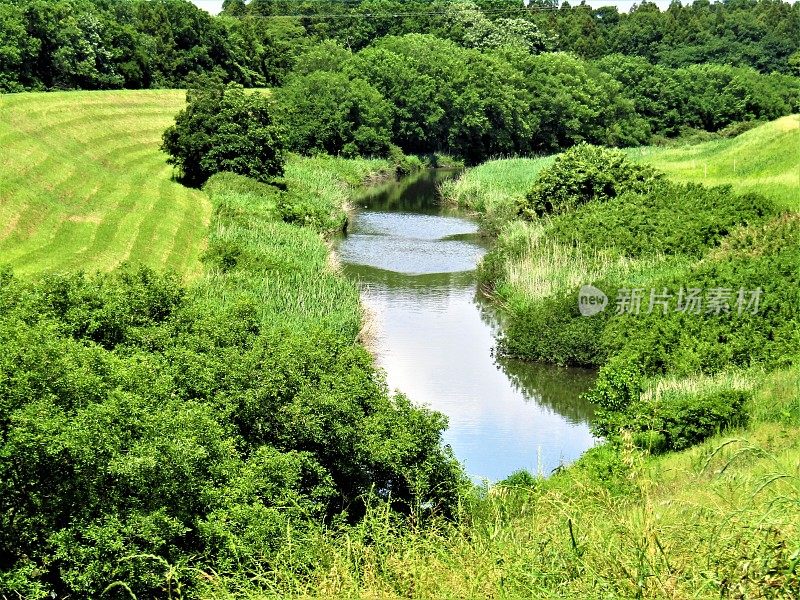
left=0, top=90, right=210, bottom=278
left=440, top=156, right=555, bottom=232
left=629, top=115, right=800, bottom=209
left=441, top=116, right=800, bottom=221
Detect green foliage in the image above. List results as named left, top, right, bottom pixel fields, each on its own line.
left=292, top=39, right=353, bottom=76
left=496, top=212, right=800, bottom=377
left=585, top=359, right=644, bottom=415
left=499, top=288, right=608, bottom=367
left=548, top=181, right=778, bottom=258
left=1, top=0, right=799, bottom=95
left=594, top=54, right=685, bottom=137
left=162, top=82, right=286, bottom=187
left=522, top=143, right=663, bottom=217
left=0, top=158, right=463, bottom=596
left=675, top=63, right=799, bottom=132
left=436, top=0, right=551, bottom=53
left=275, top=71, right=393, bottom=158
left=596, top=386, right=751, bottom=453
left=502, top=51, right=651, bottom=152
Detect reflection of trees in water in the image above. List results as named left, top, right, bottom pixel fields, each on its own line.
left=499, top=358, right=597, bottom=425
left=347, top=171, right=597, bottom=427
left=357, top=169, right=462, bottom=214
left=342, top=263, right=477, bottom=292
left=474, top=291, right=597, bottom=425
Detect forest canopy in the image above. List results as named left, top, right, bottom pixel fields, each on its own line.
left=2, top=0, right=799, bottom=163
left=1, top=0, right=798, bottom=93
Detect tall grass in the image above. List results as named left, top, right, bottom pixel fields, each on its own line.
left=492, top=220, right=693, bottom=307
left=194, top=155, right=394, bottom=339
left=440, top=156, right=555, bottom=232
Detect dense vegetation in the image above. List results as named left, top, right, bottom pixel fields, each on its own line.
left=2, top=1, right=799, bottom=596
left=444, top=119, right=800, bottom=458
left=161, top=82, right=285, bottom=186
left=2, top=0, right=799, bottom=94
left=2, top=0, right=799, bottom=164
left=0, top=154, right=462, bottom=597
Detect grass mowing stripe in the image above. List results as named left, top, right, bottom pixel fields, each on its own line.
left=0, top=90, right=209, bottom=279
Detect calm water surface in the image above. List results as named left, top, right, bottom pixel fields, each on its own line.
left=337, top=170, right=597, bottom=482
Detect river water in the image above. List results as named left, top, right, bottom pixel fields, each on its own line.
left=337, top=170, right=597, bottom=482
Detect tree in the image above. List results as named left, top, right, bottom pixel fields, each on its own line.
left=161, top=81, right=286, bottom=187
left=522, top=143, right=663, bottom=217
left=275, top=71, right=393, bottom=157
left=222, top=0, right=247, bottom=16
left=0, top=2, right=39, bottom=91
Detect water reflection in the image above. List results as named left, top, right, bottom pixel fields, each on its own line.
left=338, top=170, right=597, bottom=482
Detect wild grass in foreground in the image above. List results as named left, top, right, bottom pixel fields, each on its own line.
left=196, top=368, right=800, bottom=599
left=0, top=90, right=211, bottom=278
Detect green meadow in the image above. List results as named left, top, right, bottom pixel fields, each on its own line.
left=0, top=90, right=210, bottom=277
left=629, top=115, right=800, bottom=210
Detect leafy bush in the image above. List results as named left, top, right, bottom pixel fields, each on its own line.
left=595, top=387, right=750, bottom=453
left=547, top=181, right=777, bottom=258
left=161, top=81, right=286, bottom=187
left=522, top=143, right=663, bottom=218
left=499, top=288, right=608, bottom=367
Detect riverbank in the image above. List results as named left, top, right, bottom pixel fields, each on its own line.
left=0, top=147, right=466, bottom=597
left=225, top=366, right=800, bottom=599
left=336, top=169, right=597, bottom=481
left=185, top=156, right=800, bottom=600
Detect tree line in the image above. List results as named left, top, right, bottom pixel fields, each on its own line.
left=1, top=0, right=799, bottom=93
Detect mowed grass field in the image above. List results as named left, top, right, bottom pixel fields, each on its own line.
left=0, top=90, right=210, bottom=278
left=629, top=114, right=800, bottom=210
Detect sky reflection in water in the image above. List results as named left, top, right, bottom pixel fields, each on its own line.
left=338, top=171, right=597, bottom=482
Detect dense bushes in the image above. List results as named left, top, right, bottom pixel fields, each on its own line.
left=498, top=209, right=797, bottom=375
left=0, top=161, right=463, bottom=597
left=477, top=144, right=798, bottom=449
left=547, top=181, right=777, bottom=258
left=596, top=56, right=800, bottom=137
left=161, top=82, right=285, bottom=186
left=588, top=362, right=750, bottom=453
left=521, top=144, right=663, bottom=217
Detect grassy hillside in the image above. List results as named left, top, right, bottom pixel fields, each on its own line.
left=0, top=90, right=210, bottom=278
left=629, top=115, right=800, bottom=210
left=442, top=116, right=800, bottom=220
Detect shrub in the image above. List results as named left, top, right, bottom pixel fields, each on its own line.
left=161, top=81, right=286, bottom=187
left=547, top=181, right=777, bottom=258
left=596, top=388, right=751, bottom=453
left=522, top=143, right=662, bottom=218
